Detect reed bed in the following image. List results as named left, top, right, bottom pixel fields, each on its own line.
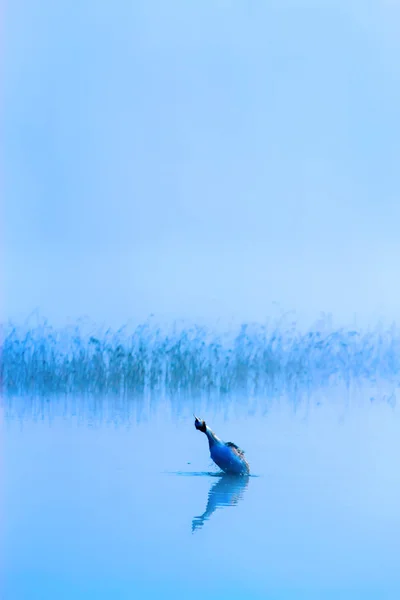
left=1, top=317, right=399, bottom=397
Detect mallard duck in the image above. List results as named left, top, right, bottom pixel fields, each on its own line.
left=194, top=416, right=250, bottom=475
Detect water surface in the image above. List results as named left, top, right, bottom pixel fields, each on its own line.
left=3, top=391, right=400, bottom=599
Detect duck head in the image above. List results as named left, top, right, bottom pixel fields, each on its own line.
left=194, top=415, right=207, bottom=433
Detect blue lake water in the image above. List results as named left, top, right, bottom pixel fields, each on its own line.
left=3, top=390, right=400, bottom=599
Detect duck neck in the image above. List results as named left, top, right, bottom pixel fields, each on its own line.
left=205, top=426, right=222, bottom=448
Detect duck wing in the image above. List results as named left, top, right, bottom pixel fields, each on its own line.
left=225, top=441, right=245, bottom=456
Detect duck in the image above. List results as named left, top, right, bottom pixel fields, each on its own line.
left=194, top=415, right=250, bottom=475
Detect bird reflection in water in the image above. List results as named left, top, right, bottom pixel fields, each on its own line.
left=192, top=474, right=250, bottom=532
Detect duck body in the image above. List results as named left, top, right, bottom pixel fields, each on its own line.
left=210, top=441, right=250, bottom=475
left=194, top=416, right=250, bottom=475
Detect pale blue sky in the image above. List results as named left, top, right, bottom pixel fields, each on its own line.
left=3, top=1, right=400, bottom=327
